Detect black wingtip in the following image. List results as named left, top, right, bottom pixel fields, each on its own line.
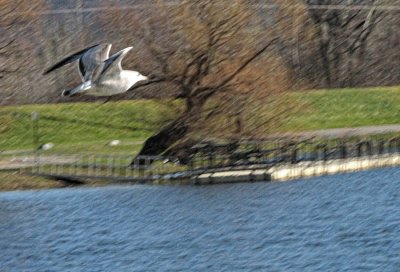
left=62, top=89, right=72, bottom=97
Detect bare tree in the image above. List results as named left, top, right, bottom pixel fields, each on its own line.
left=123, top=0, right=293, bottom=161
left=0, top=0, right=47, bottom=104
left=370, top=0, right=400, bottom=86
left=0, top=1, right=23, bottom=80
left=305, top=0, right=384, bottom=88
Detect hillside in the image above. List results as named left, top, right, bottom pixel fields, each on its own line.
left=1, top=86, right=400, bottom=154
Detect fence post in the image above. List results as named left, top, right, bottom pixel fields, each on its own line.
left=339, top=142, right=347, bottom=159
left=315, top=144, right=327, bottom=161
left=31, top=111, right=39, bottom=169
left=397, top=139, right=400, bottom=153
left=377, top=140, right=385, bottom=155
left=356, top=142, right=362, bottom=157
left=291, top=147, right=298, bottom=164
left=188, top=155, right=194, bottom=173
left=357, top=141, right=372, bottom=157
left=389, top=138, right=400, bottom=153
left=367, top=141, right=372, bottom=156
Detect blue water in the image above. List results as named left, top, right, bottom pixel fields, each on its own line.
left=1, top=168, right=400, bottom=271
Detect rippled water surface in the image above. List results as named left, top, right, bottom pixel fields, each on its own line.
left=2, top=168, right=400, bottom=271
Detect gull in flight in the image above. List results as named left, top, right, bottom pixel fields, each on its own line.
left=43, top=44, right=149, bottom=97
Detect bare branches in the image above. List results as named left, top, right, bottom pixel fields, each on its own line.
left=130, top=0, right=292, bottom=156
left=0, top=0, right=46, bottom=84
left=0, top=39, right=14, bottom=51
left=306, top=0, right=384, bottom=87
left=197, top=38, right=278, bottom=100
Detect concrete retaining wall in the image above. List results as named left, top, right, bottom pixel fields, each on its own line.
left=190, top=154, right=400, bottom=185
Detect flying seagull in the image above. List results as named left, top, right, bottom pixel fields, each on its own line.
left=61, top=46, right=148, bottom=97
left=43, top=43, right=112, bottom=82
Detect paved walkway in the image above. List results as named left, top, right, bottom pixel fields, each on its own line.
left=272, top=124, right=400, bottom=139
left=0, top=155, right=77, bottom=170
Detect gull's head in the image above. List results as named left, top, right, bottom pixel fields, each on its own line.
left=135, top=73, right=148, bottom=85
left=139, top=74, right=148, bottom=82
left=126, top=71, right=148, bottom=83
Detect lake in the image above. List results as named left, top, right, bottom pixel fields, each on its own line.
left=1, top=168, right=400, bottom=271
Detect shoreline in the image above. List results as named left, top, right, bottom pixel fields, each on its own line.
left=184, top=154, right=400, bottom=185
left=2, top=153, right=400, bottom=192
left=0, top=171, right=113, bottom=192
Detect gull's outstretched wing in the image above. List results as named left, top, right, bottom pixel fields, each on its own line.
left=79, top=44, right=111, bottom=81
left=43, top=43, right=112, bottom=81
left=93, top=47, right=133, bottom=82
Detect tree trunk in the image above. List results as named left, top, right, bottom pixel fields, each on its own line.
left=135, top=115, right=189, bottom=156
left=131, top=97, right=205, bottom=165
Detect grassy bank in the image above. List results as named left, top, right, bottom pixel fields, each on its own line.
left=286, top=86, right=400, bottom=131
left=1, top=85, right=400, bottom=191
left=1, top=86, right=400, bottom=152
left=0, top=100, right=177, bottom=153
left=0, top=171, right=60, bottom=191
left=0, top=171, right=114, bottom=192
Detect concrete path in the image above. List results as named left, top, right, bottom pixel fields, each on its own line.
left=271, top=124, right=400, bottom=139
left=0, top=155, right=77, bottom=170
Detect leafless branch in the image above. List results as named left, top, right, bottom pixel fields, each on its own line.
left=196, top=38, right=278, bottom=99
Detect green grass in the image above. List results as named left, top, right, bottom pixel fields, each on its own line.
left=1, top=86, right=400, bottom=154
left=2, top=87, right=400, bottom=191
left=285, top=86, right=400, bottom=131
left=0, top=100, right=177, bottom=153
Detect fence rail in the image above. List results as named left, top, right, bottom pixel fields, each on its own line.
left=24, top=154, right=177, bottom=181
left=184, top=137, right=400, bottom=171
left=8, top=136, right=400, bottom=182
left=10, top=4, right=400, bottom=15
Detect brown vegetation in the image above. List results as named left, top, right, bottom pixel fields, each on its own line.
left=306, top=0, right=384, bottom=88
left=1, top=0, right=400, bottom=160
left=115, top=0, right=295, bottom=160
left=1, top=1, right=400, bottom=105
left=0, top=0, right=48, bottom=104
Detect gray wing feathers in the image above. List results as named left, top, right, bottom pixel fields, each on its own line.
left=79, top=44, right=112, bottom=81
left=43, top=43, right=112, bottom=81
left=43, top=44, right=100, bottom=75
left=94, top=47, right=133, bottom=81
